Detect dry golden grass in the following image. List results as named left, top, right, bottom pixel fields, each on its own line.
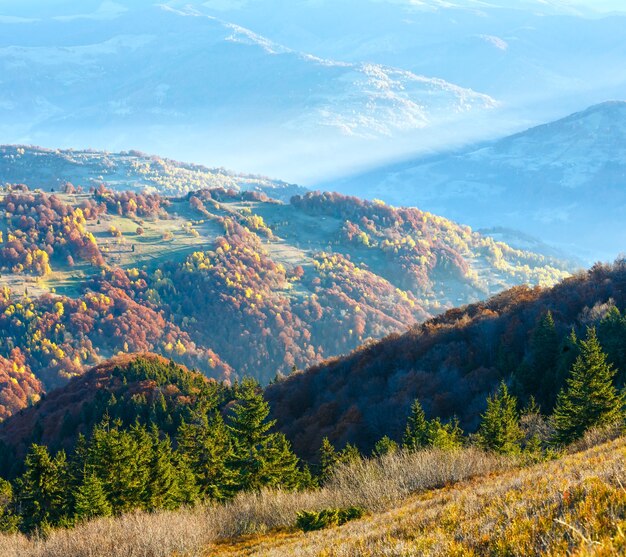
left=207, top=437, right=626, bottom=557
left=0, top=448, right=507, bottom=557
left=3, top=436, right=626, bottom=557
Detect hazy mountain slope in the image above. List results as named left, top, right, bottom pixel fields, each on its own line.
left=196, top=0, right=626, bottom=123
left=330, top=102, right=626, bottom=262
left=0, top=145, right=305, bottom=201
left=267, top=260, right=626, bottom=459
left=0, top=2, right=496, bottom=182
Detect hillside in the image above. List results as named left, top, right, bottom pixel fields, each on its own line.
left=2, top=433, right=625, bottom=556
left=0, top=353, right=232, bottom=476
left=0, top=179, right=570, bottom=421
left=330, top=101, right=626, bottom=261
left=267, top=260, right=626, bottom=459
left=0, top=146, right=305, bottom=202
left=202, top=435, right=626, bottom=556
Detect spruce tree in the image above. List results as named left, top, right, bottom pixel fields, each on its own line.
left=373, top=436, right=398, bottom=457
left=427, top=417, right=464, bottom=450
left=73, top=472, right=112, bottom=522
left=145, top=426, right=180, bottom=511
left=177, top=413, right=237, bottom=501
left=16, top=445, right=69, bottom=531
left=552, top=327, right=625, bottom=445
left=338, top=443, right=361, bottom=464
left=227, top=378, right=303, bottom=492
left=402, top=399, right=429, bottom=451
left=255, top=432, right=303, bottom=490
left=84, top=420, right=150, bottom=513
left=598, top=306, right=626, bottom=386
left=0, top=478, right=18, bottom=533
left=477, top=382, right=523, bottom=454
left=318, top=437, right=337, bottom=484
left=531, top=312, right=560, bottom=409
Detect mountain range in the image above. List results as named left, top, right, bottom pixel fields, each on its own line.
left=1, top=1, right=625, bottom=182
left=0, top=0, right=498, bottom=182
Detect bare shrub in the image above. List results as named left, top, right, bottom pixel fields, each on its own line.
left=326, top=447, right=511, bottom=511
left=567, top=422, right=625, bottom=453
left=0, top=447, right=510, bottom=557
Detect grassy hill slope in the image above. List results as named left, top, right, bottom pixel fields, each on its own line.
left=1, top=433, right=624, bottom=556
left=204, top=434, right=626, bottom=557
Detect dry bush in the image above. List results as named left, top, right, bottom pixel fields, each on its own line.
left=567, top=422, right=625, bottom=454
left=326, top=447, right=511, bottom=511
left=0, top=447, right=508, bottom=557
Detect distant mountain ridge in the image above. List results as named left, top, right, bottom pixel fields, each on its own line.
left=0, top=2, right=497, bottom=181
left=0, top=145, right=306, bottom=201
left=329, top=101, right=626, bottom=262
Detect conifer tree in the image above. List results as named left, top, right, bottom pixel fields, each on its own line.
left=84, top=420, right=150, bottom=513
left=427, top=417, right=464, bottom=450
left=531, top=312, right=560, bottom=409
left=177, top=413, right=237, bottom=501
left=173, top=453, right=200, bottom=506
left=318, top=437, right=338, bottom=484
left=0, top=478, right=18, bottom=533
left=145, top=426, right=180, bottom=511
left=227, top=378, right=303, bottom=491
left=598, top=306, right=626, bottom=386
left=255, top=432, right=303, bottom=490
left=16, top=445, right=69, bottom=531
left=552, top=327, right=625, bottom=445
left=73, top=472, right=112, bottom=522
left=477, top=382, right=523, bottom=454
left=373, top=436, right=398, bottom=457
left=338, top=443, right=361, bottom=464
left=402, top=399, right=429, bottom=451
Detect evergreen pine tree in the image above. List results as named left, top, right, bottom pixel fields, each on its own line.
left=73, top=472, right=112, bottom=522
left=227, top=378, right=303, bottom=491
left=176, top=413, right=237, bottom=501
left=427, top=417, right=464, bottom=450
left=373, top=436, right=399, bottom=457
left=145, top=426, right=180, bottom=511
left=84, top=420, right=150, bottom=514
left=255, top=432, right=303, bottom=490
left=598, top=306, right=626, bottom=386
left=476, top=382, right=523, bottom=454
left=531, top=312, right=560, bottom=409
left=0, top=478, right=18, bottom=533
left=552, top=327, right=625, bottom=445
left=16, top=445, right=69, bottom=531
left=338, top=443, right=361, bottom=465
left=318, top=437, right=338, bottom=484
left=402, top=399, right=429, bottom=451
left=173, top=453, right=200, bottom=506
